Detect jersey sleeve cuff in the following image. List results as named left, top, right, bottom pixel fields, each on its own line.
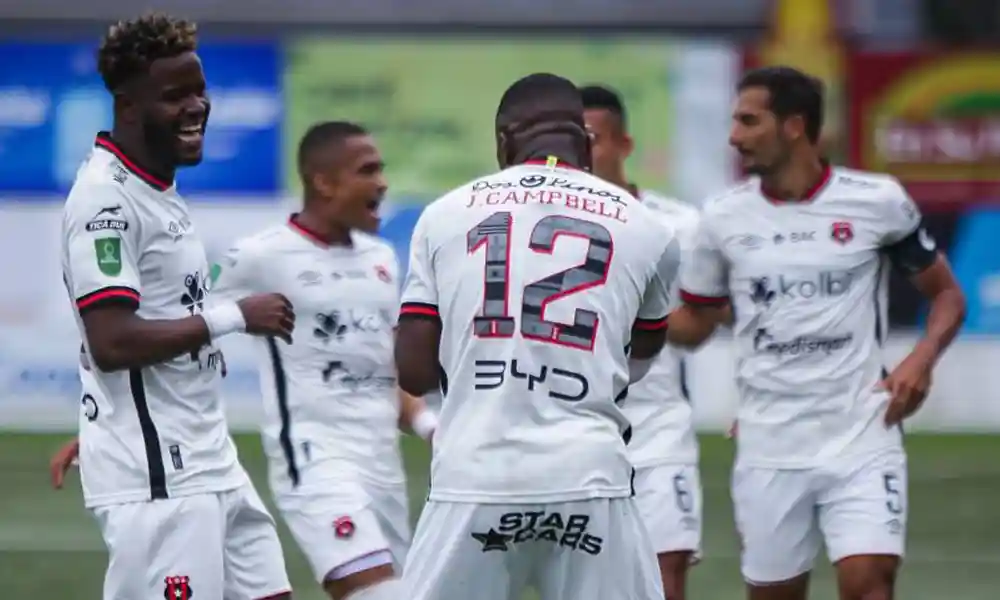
left=633, top=316, right=669, bottom=331
left=680, top=289, right=728, bottom=306
left=399, top=302, right=440, bottom=321
left=76, top=286, right=140, bottom=314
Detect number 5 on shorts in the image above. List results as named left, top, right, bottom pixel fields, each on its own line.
left=883, top=472, right=903, bottom=514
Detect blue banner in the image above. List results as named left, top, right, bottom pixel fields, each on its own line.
left=948, top=208, right=1000, bottom=335
left=0, top=40, right=281, bottom=196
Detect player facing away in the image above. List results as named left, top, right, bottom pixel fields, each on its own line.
left=668, top=66, right=967, bottom=600
left=395, top=73, right=680, bottom=600
left=581, top=84, right=703, bottom=600
left=57, top=14, right=296, bottom=600
left=210, top=121, right=437, bottom=600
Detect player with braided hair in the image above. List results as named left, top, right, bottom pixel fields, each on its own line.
left=53, top=13, right=294, bottom=599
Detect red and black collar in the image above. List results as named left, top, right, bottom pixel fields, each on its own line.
left=94, top=132, right=172, bottom=192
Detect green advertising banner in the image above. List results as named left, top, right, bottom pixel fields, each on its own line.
left=284, top=38, right=675, bottom=201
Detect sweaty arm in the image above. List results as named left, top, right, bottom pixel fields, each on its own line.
left=667, top=214, right=731, bottom=349
left=881, top=191, right=966, bottom=363
left=395, top=212, right=442, bottom=396
left=65, top=191, right=213, bottom=372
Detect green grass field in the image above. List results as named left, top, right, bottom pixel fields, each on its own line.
left=1, top=433, right=997, bottom=599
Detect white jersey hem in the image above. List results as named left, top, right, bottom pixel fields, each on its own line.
left=735, top=440, right=904, bottom=470
left=630, top=454, right=700, bottom=469
left=83, top=477, right=246, bottom=509
left=427, top=485, right=633, bottom=504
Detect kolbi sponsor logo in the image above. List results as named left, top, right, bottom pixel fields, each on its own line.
left=753, top=328, right=854, bottom=356
left=748, top=270, right=853, bottom=306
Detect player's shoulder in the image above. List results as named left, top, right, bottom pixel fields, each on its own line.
left=698, top=179, right=760, bottom=217
left=224, top=222, right=291, bottom=266
left=63, top=151, right=137, bottom=218
left=640, top=190, right=700, bottom=227
left=351, top=230, right=399, bottom=260
left=828, top=166, right=908, bottom=205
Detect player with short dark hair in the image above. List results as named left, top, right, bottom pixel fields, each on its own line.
left=56, top=13, right=294, bottom=599
left=211, top=121, right=437, bottom=600
left=668, top=65, right=966, bottom=600
left=582, top=83, right=703, bottom=600
left=396, top=72, right=679, bottom=600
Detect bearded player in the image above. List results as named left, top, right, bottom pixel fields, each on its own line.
left=668, top=66, right=966, bottom=600
left=210, top=121, right=437, bottom=600
left=56, top=13, right=294, bottom=600
left=581, top=84, right=703, bottom=600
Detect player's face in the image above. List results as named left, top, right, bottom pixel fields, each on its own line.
left=729, top=86, right=790, bottom=175
left=584, top=109, right=632, bottom=181
left=326, top=135, right=387, bottom=234
left=140, top=51, right=210, bottom=168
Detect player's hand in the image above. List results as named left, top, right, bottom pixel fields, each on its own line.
left=726, top=421, right=738, bottom=439
left=238, top=293, right=295, bottom=344
left=50, top=438, right=80, bottom=490
left=879, top=350, right=933, bottom=426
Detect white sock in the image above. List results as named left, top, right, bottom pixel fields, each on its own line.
left=345, top=579, right=403, bottom=600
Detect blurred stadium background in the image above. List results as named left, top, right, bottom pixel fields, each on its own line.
left=0, top=0, right=998, bottom=597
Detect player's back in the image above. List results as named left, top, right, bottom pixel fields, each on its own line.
left=402, top=160, right=677, bottom=503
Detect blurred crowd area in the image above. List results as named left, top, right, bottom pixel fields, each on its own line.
left=1, top=0, right=1000, bottom=396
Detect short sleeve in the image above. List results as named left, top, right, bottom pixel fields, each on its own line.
left=208, top=241, right=259, bottom=304
left=399, top=211, right=439, bottom=320
left=679, top=213, right=729, bottom=305
left=63, top=186, right=142, bottom=314
left=635, top=235, right=681, bottom=330
left=878, top=180, right=938, bottom=276
left=382, top=245, right=403, bottom=327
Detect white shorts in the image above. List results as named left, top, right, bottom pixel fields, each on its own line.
left=275, top=479, right=411, bottom=583
left=632, top=463, right=702, bottom=556
left=403, top=498, right=664, bottom=600
left=733, top=448, right=908, bottom=584
left=92, top=483, right=290, bottom=600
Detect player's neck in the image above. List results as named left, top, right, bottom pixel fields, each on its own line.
left=109, top=127, right=176, bottom=185
left=599, top=170, right=634, bottom=196
left=291, top=210, right=352, bottom=247
left=759, top=155, right=830, bottom=203
left=513, top=136, right=585, bottom=170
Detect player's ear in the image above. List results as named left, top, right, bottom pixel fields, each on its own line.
left=312, top=171, right=336, bottom=198
left=783, top=114, right=806, bottom=142
left=621, top=133, right=635, bottom=159
left=496, top=130, right=510, bottom=168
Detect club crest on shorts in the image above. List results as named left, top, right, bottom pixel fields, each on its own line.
left=164, top=575, right=193, bottom=600
left=333, top=516, right=355, bottom=539
left=830, top=221, right=854, bottom=245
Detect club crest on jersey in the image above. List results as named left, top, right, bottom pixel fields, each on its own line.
left=164, top=575, right=193, bottom=600
left=830, top=221, right=854, bottom=245
left=333, top=516, right=355, bottom=539
left=375, top=265, right=392, bottom=283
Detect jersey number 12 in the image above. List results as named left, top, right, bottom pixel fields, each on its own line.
left=467, top=211, right=613, bottom=351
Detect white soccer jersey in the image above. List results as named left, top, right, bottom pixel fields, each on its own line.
left=624, top=191, right=701, bottom=467
left=62, top=133, right=244, bottom=508
left=680, top=166, right=938, bottom=468
left=400, top=159, right=681, bottom=503
left=211, top=219, right=405, bottom=495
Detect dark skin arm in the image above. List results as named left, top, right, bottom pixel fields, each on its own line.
left=82, top=305, right=209, bottom=372
left=395, top=317, right=442, bottom=396
left=665, top=302, right=732, bottom=349
left=881, top=254, right=966, bottom=425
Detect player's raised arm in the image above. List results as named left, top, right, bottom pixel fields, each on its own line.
left=878, top=183, right=966, bottom=424
left=666, top=212, right=731, bottom=348
left=395, top=211, right=441, bottom=396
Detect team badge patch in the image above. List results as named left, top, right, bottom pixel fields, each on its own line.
left=830, top=221, right=854, bottom=245
left=334, top=516, right=356, bottom=539
left=164, top=575, right=193, bottom=599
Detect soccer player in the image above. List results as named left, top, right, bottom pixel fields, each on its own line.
left=581, top=84, right=703, bottom=600
left=395, top=72, right=680, bottom=600
left=58, top=13, right=295, bottom=600
left=668, top=66, right=966, bottom=600
left=210, top=121, right=437, bottom=600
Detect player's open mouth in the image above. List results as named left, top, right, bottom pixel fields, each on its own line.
left=366, top=199, right=381, bottom=217
left=176, top=124, right=204, bottom=146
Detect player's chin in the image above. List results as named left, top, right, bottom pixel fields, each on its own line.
left=174, top=148, right=204, bottom=167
